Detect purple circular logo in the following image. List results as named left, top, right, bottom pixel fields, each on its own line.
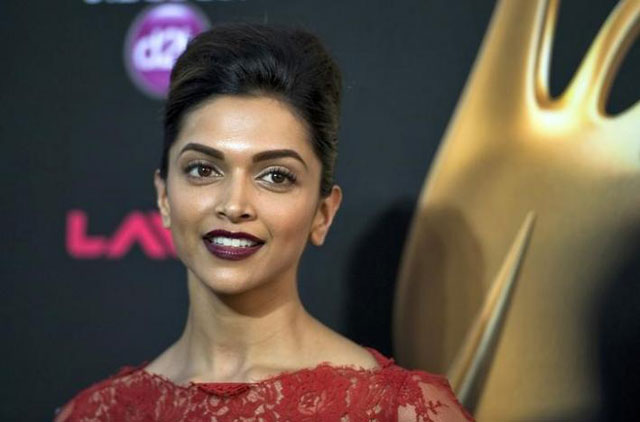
left=124, top=3, right=210, bottom=98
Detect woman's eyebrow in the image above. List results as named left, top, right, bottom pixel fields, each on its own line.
left=253, top=149, right=308, bottom=169
left=179, top=142, right=224, bottom=159
left=179, top=142, right=307, bottom=169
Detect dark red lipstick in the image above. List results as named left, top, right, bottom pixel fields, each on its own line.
left=202, top=230, right=265, bottom=261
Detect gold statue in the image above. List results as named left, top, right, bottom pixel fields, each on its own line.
left=394, top=0, right=640, bottom=419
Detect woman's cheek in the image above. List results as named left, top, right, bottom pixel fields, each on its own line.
left=168, top=190, right=203, bottom=258
left=270, top=195, right=315, bottom=243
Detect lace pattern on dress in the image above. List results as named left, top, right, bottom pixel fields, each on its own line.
left=396, top=371, right=475, bottom=422
left=55, top=348, right=474, bottom=422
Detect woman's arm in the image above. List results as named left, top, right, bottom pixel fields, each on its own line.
left=397, top=371, right=475, bottom=422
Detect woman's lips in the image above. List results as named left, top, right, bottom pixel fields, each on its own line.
left=203, top=239, right=263, bottom=260
left=202, top=229, right=265, bottom=261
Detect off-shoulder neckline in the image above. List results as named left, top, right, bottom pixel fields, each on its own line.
left=118, top=346, right=396, bottom=392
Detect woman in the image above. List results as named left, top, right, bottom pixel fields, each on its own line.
left=55, top=23, right=474, bottom=422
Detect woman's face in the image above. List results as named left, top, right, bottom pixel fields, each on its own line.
left=154, top=95, right=342, bottom=295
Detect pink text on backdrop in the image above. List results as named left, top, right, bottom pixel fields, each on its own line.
left=66, top=210, right=176, bottom=259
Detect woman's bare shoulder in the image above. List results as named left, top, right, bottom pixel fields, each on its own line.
left=306, top=321, right=380, bottom=370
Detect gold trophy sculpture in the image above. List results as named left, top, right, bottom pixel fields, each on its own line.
left=394, top=0, right=640, bottom=420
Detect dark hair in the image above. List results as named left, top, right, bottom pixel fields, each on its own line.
left=160, top=23, right=342, bottom=197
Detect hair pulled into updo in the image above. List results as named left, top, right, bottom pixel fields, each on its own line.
left=160, top=23, right=342, bottom=197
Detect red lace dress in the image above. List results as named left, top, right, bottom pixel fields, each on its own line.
left=54, top=347, right=474, bottom=422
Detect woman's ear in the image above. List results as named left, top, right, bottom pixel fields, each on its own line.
left=309, top=185, right=343, bottom=246
left=154, top=169, right=171, bottom=229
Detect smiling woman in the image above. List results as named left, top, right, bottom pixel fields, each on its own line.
left=54, top=23, right=474, bottom=422
left=158, top=94, right=338, bottom=298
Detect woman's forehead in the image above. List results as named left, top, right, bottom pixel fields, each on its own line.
left=174, top=95, right=315, bottom=158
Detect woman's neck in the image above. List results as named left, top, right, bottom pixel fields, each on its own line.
left=168, top=269, right=319, bottom=382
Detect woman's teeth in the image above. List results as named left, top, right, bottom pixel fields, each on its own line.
left=210, top=236, right=257, bottom=248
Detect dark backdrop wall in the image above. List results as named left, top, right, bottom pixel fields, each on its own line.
left=1, top=1, right=638, bottom=421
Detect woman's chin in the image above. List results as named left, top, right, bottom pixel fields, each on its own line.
left=194, top=272, right=259, bottom=295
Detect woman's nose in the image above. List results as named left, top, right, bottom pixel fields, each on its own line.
left=214, top=174, right=256, bottom=222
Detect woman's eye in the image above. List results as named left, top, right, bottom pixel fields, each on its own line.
left=185, top=163, right=219, bottom=179
left=259, top=169, right=296, bottom=185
